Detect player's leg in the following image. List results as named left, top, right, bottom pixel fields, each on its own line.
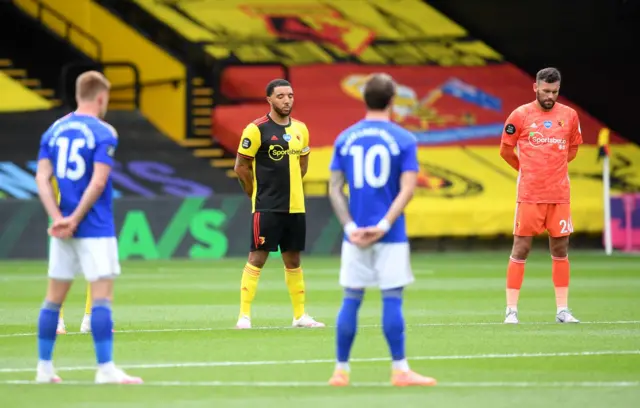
left=280, top=213, right=324, bottom=327
left=236, top=212, right=278, bottom=329
left=80, top=284, right=92, bottom=333
left=36, top=237, right=77, bottom=383
left=547, top=204, right=579, bottom=323
left=329, top=241, right=370, bottom=386
left=505, top=203, right=544, bottom=323
left=377, top=243, right=435, bottom=386
left=78, top=237, right=142, bottom=384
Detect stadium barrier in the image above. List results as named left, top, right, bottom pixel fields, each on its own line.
left=611, top=193, right=640, bottom=252
left=0, top=196, right=343, bottom=260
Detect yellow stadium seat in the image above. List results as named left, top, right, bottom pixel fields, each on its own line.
left=0, top=72, right=52, bottom=112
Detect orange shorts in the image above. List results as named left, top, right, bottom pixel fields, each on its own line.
left=513, top=203, right=573, bottom=237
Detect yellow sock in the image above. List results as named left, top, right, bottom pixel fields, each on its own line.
left=240, top=263, right=261, bottom=318
left=285, top=267, right=306, bottom=320
left=59, top=306, right=64, bottom=321
left=85, top=284, right=92, bottom=315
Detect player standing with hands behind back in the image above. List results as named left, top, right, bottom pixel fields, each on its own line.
left=327, top=73, right=436, bottom=387
left=500, top=67, right=582, bottom=324
left=233, top=79, right=324, bottom=329
left=34, top=71, right=142, bottom=384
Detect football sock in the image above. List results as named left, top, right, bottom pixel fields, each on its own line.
left=285, top=267, right=305, bottom=320
left=91, top=299, right=113, bottom=364
left=240, top=263, right=261, bottom=318
left=506, top=257, right=526, bottom=309
left=85, top=284, right=92, bottom=315
left=38, top=301, right=61, bottom=361
left=552, top=256, right=570, bottom=310
left=382, top=287, right=408, bottom=370
left=58, top=306, right=64, bottom=321
left=336, top=288, right=364, bottom=368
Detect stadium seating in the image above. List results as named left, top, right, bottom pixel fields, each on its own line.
left=0, top=65, right=54, bottom=112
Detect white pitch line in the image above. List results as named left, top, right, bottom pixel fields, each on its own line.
left=1, top=350, right=638, bottom=374
left=0, top=380, right=638, bottom=388
left=1, top=320, right=639, bottom=339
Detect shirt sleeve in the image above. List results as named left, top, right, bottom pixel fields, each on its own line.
left=300, top=123, right=310, bottom=156
left=501, top=109, right=524, bottom=146
left=94, top=125, right=118, bottom=166
left=37, top=130, right=52, bottom=161
left=400, top=136, right=420, bottom=172
left=570, top=110, right=584, bottom=146
left=237, top=123, right=261, bottom=159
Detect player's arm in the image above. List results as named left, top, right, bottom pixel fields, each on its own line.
left=568, top=111, right=583, bottom=162
left=69, top=138, right=117, bottom=224
left=35, top=159, right=63, bottom=222
left=299, top=123, right=310, bottom=178
left=234, top=124, right=261, bottom=198
left=328, top=170, right=353, bottom=227
left=499, top=110, right=524, bottom=171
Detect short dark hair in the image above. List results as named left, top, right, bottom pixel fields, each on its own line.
left=363, top=73, right=396, bottom=110
left=266, top=79, right=291, bottom=96
left=536, top=67, right=561, bottom=84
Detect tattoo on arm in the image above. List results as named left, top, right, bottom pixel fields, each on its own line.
left=234, top=155, right=254, bottom=198
left=328, top=171, right=352, bottom=226
left=300, top=154, right=309, bottom=178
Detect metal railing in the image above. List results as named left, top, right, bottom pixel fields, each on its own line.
left=12, top=0, right=103, bottom=61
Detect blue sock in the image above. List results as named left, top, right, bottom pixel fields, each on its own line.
left=91, top=299, right=113, bottom=365
left=38, top=301, right=61, bottom=361
left=382, top=288, right=405, bottom=361
left=336, top=288, right=364, bottom=362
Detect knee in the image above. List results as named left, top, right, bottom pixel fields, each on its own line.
left=248, top=251, right=267, bottom=269
left=549, top=237, right=569, bottom=258
left=511, top=241, right=531, bottom=260
left=282, top=252, right=301, bottom=269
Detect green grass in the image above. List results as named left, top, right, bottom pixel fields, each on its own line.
left=0, top=251, right=639, bottom=407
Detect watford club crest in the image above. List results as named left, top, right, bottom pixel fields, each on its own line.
left=243, top=4, right=376, bottom=56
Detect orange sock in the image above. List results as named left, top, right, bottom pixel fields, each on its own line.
left=552, top=256, right=570, bottom=309
left=506, top=257, right=526, bottom=309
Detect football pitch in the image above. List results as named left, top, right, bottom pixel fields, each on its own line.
left=0, top=251, right=639, bottom=407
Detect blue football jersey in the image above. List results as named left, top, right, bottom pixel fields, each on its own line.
left=37, top=113, right=118, bottom=238
left=330, top=119, right=419, bottom=243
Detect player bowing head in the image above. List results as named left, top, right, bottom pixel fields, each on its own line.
left=327, top=72, right=436, bottom=387
left=76, top=70, right=111, bottom=119
left=34, top=70, right=142, bottom=384
left=233, top=78, right=324, bottom=329
left=266, top=79, right=293, bottom=119
left=500, top=67, right=582, bottom=325
left=534, top=67, right=561, bottom=111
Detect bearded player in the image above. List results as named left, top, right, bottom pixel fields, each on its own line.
left=500, top=67, right=582, bottom=324
left=233, top=79, right=324, bottom=329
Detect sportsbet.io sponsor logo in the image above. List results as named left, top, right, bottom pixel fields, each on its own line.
left=528, top=132, right=567, bottom=149
left=268, top=145, right=304, bottom=161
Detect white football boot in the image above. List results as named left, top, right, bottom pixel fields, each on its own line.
left=292, top=314, right=325, bottom=328
left=80, top=314, right=91, bottom=333
left=35, top=361, right=61, bottom=383
left=556, top=308, right=580, bottom=323
left=56, top=318, right=66, bottom=335
left=95, top=363, right=143, bottom=384
left=504, top=308, right=519, bottom=324
left=235, top=315, right=252, bottom=329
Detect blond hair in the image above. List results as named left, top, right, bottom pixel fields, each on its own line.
left=75, top=71, right=111, bottom=102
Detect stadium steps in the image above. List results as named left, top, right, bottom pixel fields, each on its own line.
left=179, top=76, right=237, bottom=176
left=0, top=1, right=94, bottom=111
left=0, top=59, right=62, bottom=108
left=99, top=1, right=239, bottom=174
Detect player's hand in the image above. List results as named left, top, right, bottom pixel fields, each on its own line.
left=348, top=228, right=370, bottom=248
left=359, top=226, right=387, bottom=247
left=49, top=216, right=79, bottom=239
